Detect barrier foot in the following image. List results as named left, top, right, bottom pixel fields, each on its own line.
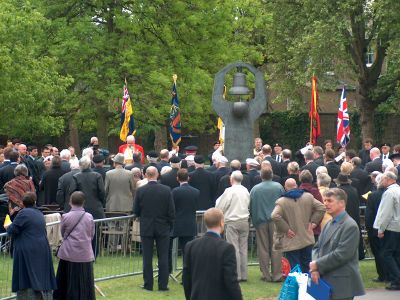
left=95, top=284, right=106, bottom=297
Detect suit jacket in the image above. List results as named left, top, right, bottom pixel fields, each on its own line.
left=359, top=149, right=370, bottom=166
left=264, top=156, right=282, bottom=176
left=312, top=213, right=365, bottom=299
left=0, top=163, right=18, bottom=193
left=134, top=181, right=175, bottom=237
left=364, top=158, right=382, bottom=174
left=301, top=161, right=319, bottom=181
left=56, top=169, right=80, bottom=211
left=365, top=188, right=384, bottom=233
left=40, top=167, right=67, bottom=205
left=157, top=160, right=170, bottom=171
left=338, top=183, right=360, bottom=226
left=314, top=157, right=324, bottom=166
left=160, top=168, right=179, bottom=190
left=172, top=183, right=198, bottom=237
left=325, top=161, right=340, bottom=180
left=68, top=169, right=106, bottom=219
left=183, top=231, right=243, bottom=300
left=350, top=167, right=371, bottom=195
left=280, top=160, right=291, bottom=178
left=189, top=168, right=216, bottom=210
left=213, top=167, right=230, bottom=185
left=216, top=172, right=251, bottom=198
left=105, top=168, right=135, bottom=212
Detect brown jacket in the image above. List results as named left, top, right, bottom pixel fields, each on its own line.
left=272, top=190, right=325, bottom=252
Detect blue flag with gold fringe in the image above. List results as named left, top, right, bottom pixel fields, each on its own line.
left=169, top=74, right=181, bottom=147
left=119, top=81, right=136, bottom=142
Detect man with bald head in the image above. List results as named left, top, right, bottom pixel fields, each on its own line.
left=183, top=208, right=243, bottom=300
left=365, top=147, right=383, bottom=174
left=134, top=166, right=175, bottom=291
left=272, top=178, right=325, bottom=273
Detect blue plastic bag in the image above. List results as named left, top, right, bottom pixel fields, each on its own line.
left=278, top=264, right=302, bottom=300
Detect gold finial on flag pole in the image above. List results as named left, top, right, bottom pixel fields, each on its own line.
left=173, top=74, right=178, bottom=83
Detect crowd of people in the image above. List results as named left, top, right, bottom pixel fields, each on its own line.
left=1, top=135, right=400, bottom=299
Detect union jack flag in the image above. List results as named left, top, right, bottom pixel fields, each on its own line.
left=337, top=87, right=350, bottom=147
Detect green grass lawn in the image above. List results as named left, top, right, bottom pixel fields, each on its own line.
left=0, top=250, right=386, bottom=300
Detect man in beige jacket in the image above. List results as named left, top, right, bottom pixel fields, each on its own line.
left=271, top=178, right=325, bottom=272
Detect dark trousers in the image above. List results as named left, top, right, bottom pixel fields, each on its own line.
left=168, top=236, right=194, bottom=273
left=285, top=245, right=313, bottom=273
left=381, top=230, right=400, bottom=284
left=142, top=235, right=170, bottom=290
left=367, top=229, right=387, bottom=280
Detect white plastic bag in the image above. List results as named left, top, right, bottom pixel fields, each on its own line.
left=292, top=273, right=315, bottom=300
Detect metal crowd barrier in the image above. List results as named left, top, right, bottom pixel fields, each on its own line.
left=0, top=208, right=372, bottom=299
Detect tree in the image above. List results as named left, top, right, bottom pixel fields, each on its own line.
left=0, top=1, right=72, bottom=140
left=261, top=0, right=400, bottom=139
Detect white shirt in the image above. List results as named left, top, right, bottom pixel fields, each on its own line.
left=374, top=183, right=400, bottom=233
left=216, top=184, right=250, bottom=222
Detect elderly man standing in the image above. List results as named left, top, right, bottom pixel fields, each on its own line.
left=118, top=135, right=145, bottom=164
left=310, top=188, right=365, bottom=299
left=272, top=178, right=325, bottom=272
left=374, top=171, right=400, bottom=290
left=250, top=167, right=284, bottom=282
left=365, top=147, right=383, bottom=174
left=216, top=170, right=250, bottom=282
left=134, top=166, right=175, bottom=291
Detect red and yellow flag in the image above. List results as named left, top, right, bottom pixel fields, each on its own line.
left=309, top=76, right=321, bottom=145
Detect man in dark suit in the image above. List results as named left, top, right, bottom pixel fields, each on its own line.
left=280, top=149, right=292, bottom=178
left=56, top=164, right=80, bottom=211
left=134, top=166, right=175, bottom=291
left=359, top=138, right=373, bottom=167
left=380, top=143, right=391, bottom=161
left=157, top=149, right=171, bottom=171
left=351, top=157, right=371, bottom=195
left=310, top=188, right=365, bottom=299
left=301, top=150, right=319, bottom=181
left=365, top=147, right=383, bottom=174
left=313, top=146, right=324, bottom=166
left=169, top=169, right=199, bottom=273
left=325, top=149, right=340, bottom=180
left=246, top=158, right=260, bottom=190
left=0, top=150, right=19, bottom=193
left=189, top=155, right=216, bottom=210
left=365, top=176, right=387, bottom=282
left=183, top=208, right=243, bottom=300
left=217, top=160, right=251, bottom=197
left=160, top=156, right=181, bottom=190
left=213, top=156, right=230, bottom=184
left=262, top=144, right=282, bottom=177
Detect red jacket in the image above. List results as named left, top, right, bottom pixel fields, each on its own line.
left=118, top=144, right=145, bottom=164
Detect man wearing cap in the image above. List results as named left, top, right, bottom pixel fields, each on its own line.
left=213, top=156, right=230, bottom=184
left=185, top=155, right=196, bottom=173
left=184, top=145, right=198, bottom=157
left=93, top=154, right=107, bottom=181
left=143, top=150, right=160, bottom=174
left=189, top=155, right=216, bottom=210
left=273, top=143, right=283, bottom=163
left=365, top=147, right=383, bottom=174
left=381, top=143, right=391, bottom=161
left=160, top=156, right=181, bottom=190
left=250, top=167, right=284, bottom=282
left=246, top=158, right=260, bottom=190
left=118, top=135, right=145, bottom=164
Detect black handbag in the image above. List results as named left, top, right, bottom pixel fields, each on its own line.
left=55, top=212, right=86, bottom=257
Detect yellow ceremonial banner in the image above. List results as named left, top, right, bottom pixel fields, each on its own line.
left=3, top=214, right=12, bottom=227
left=217, top=117, right=225, bottom=144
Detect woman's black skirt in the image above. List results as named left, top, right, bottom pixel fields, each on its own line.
left=54, top=259, right=95, bottom=300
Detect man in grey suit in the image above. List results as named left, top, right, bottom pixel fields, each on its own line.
left=105, top=153, right=135, bottom=212
left=310, top=188, right=365, bottom=300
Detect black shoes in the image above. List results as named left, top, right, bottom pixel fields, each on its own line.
left=159, top=287, right=169, bottom=291
left=386, top=283, right=400, bottom=291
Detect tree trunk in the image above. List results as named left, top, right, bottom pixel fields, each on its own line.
left=96, top=104, right=109, bottom=149
left=356, top=83, right=376, bottom=141
left=154, top=126, right=168, bottom=153
left=68, top=119, right=81, bottom=156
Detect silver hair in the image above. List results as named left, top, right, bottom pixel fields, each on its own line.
left=14, top=164, right=29, bottom=177
left=384, top=171, right=398, bottom=181
left=316, top=166, right=328, bottom=176
left=382, top=159, right=394, bottom=172
left=317, top=173, right=331, bottom=187
left=231, top=170, right=243, bottom=183
left=160, top=166, right=172, bottom=176
left=79, top=156, right=92, bottom=170
left=81, top=147, right=94, bottom=159
left=60, top=149, right=71, bottom=160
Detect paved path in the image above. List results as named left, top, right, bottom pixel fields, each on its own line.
left=356, top=288, right=400, bottom=299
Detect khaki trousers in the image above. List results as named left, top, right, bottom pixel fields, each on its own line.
left=256, top=222, right=282, bottom=281
left=225, top=220, right=249, bottom=280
